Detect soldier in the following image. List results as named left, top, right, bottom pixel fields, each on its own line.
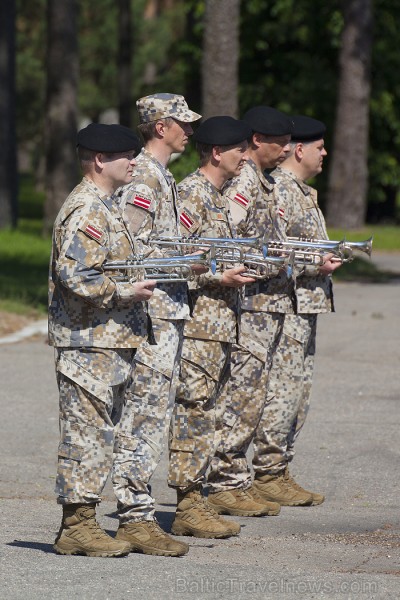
left=251, top=116, right=342, bottom=506
left=206, top=106, right=297, bottom=516
left=167, top=116, right=257, bottom=539
left=208, top=114, right=342, bottom=512
left=112, top=94, right=203, bottom=557
left=49, top=123, right=156, bottom=557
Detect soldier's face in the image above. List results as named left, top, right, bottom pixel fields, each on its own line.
left=258, top=134, right=291, bottom=169
left=102, top=151, right=137, bottom=187
left=219, top=141, right=249, bottom=178
left=164, top=118, right=193, bottom=153
left=300, top=139, right=327, bottom=177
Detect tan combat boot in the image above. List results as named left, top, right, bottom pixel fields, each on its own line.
left=116, top=519, right=189, bottom=557
left=171, top=486, right=241, bottom=538
left=208, top=487, right=280, bottom=517
left=247, top=486, right=281, bottom=515
left=54, top=504, right=130, bottom=557
left=253, top=469, right=313, bottom=506
left=283, top=467, right=325, bottom=505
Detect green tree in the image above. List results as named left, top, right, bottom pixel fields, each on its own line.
left=43, top=0, right=79, bottom=234
left=326, top=0, right=373, bottom=228
left=201, top=0, right=240, bottom=118
left=0, top=0, right=18, bottom=228
left=118, top=0, right=133, bottom=127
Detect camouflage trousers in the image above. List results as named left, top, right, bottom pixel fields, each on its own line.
left=55, top=347, right=135, bottom=504
left=112, top=318, right=185, bottom=522
left=168, top=337, right=231, bottom=491
left=253, top=313, right=317, bottom=476
left=207, top=311, right=284, bottom=492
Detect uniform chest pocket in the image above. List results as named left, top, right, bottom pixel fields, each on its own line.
left=109, top=222, right=132, bottom=259
left=209, top=212, right=230, bottom=237
left=289, top=201, right=320, bottom=239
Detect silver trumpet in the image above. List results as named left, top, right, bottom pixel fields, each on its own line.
left=240, top=251, right=296, bottom=280
left=285, top=236, right=373, bottom=263
left=103, top=253, right=210, bottom=283
left=149, top=235, right=269, bottom=260
left=265, top=239, right=343, bottom=265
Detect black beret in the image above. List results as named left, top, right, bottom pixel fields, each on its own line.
left=192, top=116, right=252, bottom=146
left=242, top=106, right=294, bottom=136
left=290, top=115, right=326, bottom=142
left=76, top=123, right=142, bottom=154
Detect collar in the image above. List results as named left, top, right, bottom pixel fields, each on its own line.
left=274, top=166, right=312, bottom=196
left=140, top=148, right=174, bottom=186
left=196, top=169, right=226, bottom=209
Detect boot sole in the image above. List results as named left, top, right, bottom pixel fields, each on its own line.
left=208, top=503, right=272, bottom=517
left=265, top=498, right=313, bottom=506
left=311, top=497, right=325, bottom=506
left=53, top=543, right=129, bottom=557
left=257, top=497, right=313, bottom=506
left=171, top=523, right=239, bottom=539
left=124, top=542, right=189, bottom=557
left=253, top=488, right=313, bottom=506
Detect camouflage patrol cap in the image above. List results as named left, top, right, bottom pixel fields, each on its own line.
left=136, top=93, right=201, bottom=124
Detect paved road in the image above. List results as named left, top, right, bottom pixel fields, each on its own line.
left=1, top=277, right=399, bottom=599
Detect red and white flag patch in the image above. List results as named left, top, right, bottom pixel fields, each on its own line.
left=132, top=195, right=151, bottom=210
left=278, top=207, right=285, bottom=218
left=233, top=192, right=250, bottom=208
left=85, top=224, right=103, bottom=241
left=180, top=211, right=195, bottom=231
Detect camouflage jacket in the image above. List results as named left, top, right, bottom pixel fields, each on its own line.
left=272, top=166, right=334, bottom=313
left=224, top=160, right=296, bottom=314
left=48, top=177, right=149, bottom=348
left=177, top=169, right=240, bottom=343
left=118, top=148, right=190, bottom=320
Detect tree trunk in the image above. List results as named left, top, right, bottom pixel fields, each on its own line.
left=43, top=0, right=79, bottom=235
left=326, top=0, right=372, bottom=229
left=202, top=0, right=240, bottom=119
left=0, top=0, right=18, bottom=229
left=118, top=0, right=133, bottom=127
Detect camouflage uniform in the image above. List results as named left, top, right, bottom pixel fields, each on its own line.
left=252, top=166, right=334, bottom=476
left=49, top=177, right=148, bottom=504
left=167, top=169, right=240, bottom=491
left=207, top=160, right=296, bottom=492
left=112, top=149, right=190, bottom=522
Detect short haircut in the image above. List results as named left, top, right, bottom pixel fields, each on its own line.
left=195, top=142, right=214, bottom=167
left=138, top=117, right=175, bottom=144
left=77, top=146, right=97, bottom=172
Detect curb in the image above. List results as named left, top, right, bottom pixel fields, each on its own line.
left=0, top=319, right=48, bottom=345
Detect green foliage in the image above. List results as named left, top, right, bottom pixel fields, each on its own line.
left=78, top=0, right=119, bottom=119
left=16, top=0, right=46, bottom=152
left=332, top=257, right=396, bottom=283
left=0, top=226, right=51, bottom=312
left=13, top=0, right=400, bottom=225
left=18, top=174, right=45, bottom=220
left=169, top=144, right=199, bottom=183
left=327, top=226, right=400, bottom=251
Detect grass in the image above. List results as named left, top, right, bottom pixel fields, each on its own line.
left=332, top=256, right=396, bottom=283
left=0, top=175, right=399, bottom=316
left=0, top=222, right=51, bottom=314
left=327, top=226, right=400, bottom=252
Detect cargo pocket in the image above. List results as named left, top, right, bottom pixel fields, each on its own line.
left=57, top=441, right=85, bottom=462
left=57, top=353, right=110, bottom=404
